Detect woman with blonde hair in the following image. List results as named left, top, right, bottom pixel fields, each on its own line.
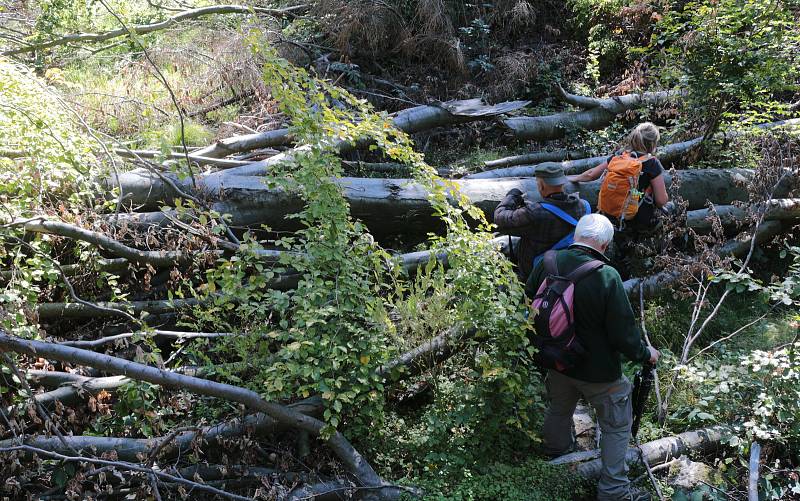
left=568, top=122, right=671, bottom=277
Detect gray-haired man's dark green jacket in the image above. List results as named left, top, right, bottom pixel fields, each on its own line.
left=525, top=244, right=649, bottom=383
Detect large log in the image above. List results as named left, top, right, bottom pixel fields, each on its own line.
left=481, top=149, right=587, bottom=170
left=549, top=426, right=729, bottom=479
left=118, top=168, right=787, bottom=236
left=471, top=118, right=800, bottom=179
left=686, top=198, right=800, bottom=232
left=503, top=91, right=675, bottom=142
left=623, top=220, right=786, bottom=300
left=192, top=98, right=531, bottom=159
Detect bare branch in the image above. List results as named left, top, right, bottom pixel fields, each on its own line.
left=0, top=332, right=406, bottom=498
left=0, top=444, right=252, bottom=501
left=2, top=4, right=307, bottom=56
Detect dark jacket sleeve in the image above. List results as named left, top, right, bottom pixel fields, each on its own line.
left=603, top=269, right=649, bottom=364
left=494, top=189, right=536, bottom=235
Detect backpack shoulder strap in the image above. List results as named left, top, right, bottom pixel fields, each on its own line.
left=543, top=250, right=559, bottom=276
left=540, top=203, right=579, bottom=226
left=581, top=199, right=591, bottom=216
left=565, top=259, right=604, bottom=284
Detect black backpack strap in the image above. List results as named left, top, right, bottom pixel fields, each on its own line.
left=543, top=251, right=559, bottom=277
left=565, top=259, right=604, bottom=284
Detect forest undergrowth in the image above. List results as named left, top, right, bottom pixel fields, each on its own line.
left=1, top=0, right=800, bottom=500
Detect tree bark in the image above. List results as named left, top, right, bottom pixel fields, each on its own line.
left=33, top=374, right=130, bottom=408
left=117, top=168, right=788, bottom=236
left=481, top=149, right=587, bottom=170
left=686, top=198, right=800, bottom=232
left=0, top=332, right=404, bottom=499
left=503, top=91, right=675, bottom=141
left=471, top=118, right=800, bottom=178
left=36, top=297, right=206, bottom=320
left=553, top=426, right=729, bottom=479
left=749, top=441, right=761, bottom=501
left=192, top=98, right=531, bottom=159
left=0, top=396, right=324, bottom=462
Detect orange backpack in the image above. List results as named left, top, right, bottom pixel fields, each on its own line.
left=597, top=151, right=650, bottom=222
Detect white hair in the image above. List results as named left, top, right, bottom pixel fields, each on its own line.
left=574, top=214, right=614, bottom=246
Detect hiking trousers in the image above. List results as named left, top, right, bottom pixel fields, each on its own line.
left=542, top=369, right=633, bottom=501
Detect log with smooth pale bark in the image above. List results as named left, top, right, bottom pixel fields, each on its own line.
left=549, top=426, right=729, bottom=478
left=686, top=198, right=800, bottom=232
left=503, top=90, right=676, bottom=141
left=192, top=98, right=531, bottom=159
left=0, top=331, right=406, bottom=499
left=36, top=297, right=206, bottom=320
left=481, top=149, right=587, bottom=170
left=472, top=118, right=800, bottom=178
left=116, top=168, right=787, bottom=236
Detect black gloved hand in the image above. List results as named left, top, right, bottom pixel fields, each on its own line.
left=507, top=188, right=523, bottom=198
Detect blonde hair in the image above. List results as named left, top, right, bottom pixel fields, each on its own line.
left=626, top=122, right=660, bottom=154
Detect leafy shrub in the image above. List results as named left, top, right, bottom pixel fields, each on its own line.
left=173, top=43, right=537, bottom=445
left=648, top=0, right=800, bottom=131
left=0, top=58, right=98, bottom=215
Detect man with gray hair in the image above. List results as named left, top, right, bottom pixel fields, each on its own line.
left=525, top=213, right=659, bottom=501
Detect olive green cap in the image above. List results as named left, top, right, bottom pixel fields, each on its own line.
left=535, top=163, right=569, bottom=186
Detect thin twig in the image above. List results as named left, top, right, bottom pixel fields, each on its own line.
left=634, top=437, right=665, bottom=501
left=0, top=445, right=252, bottom=501
left=0, top=354, right=81, bottom=457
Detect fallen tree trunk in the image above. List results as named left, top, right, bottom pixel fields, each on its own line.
left=503, top=90, right=675, bottom=142
left=471, top=118, right=800, bottom=178
left=686, top=198, right=800, bottom=232
left=192, top=98, right=530, bottom=159
left=623, top=220, right=785, bottom=300
left=549, top=426, right=729, bottom=479
left=113, top=148, right=252, bottom=168
left=481, top=149, right=587, bottom=170
left=118, top=168, right=785, bottom=236
left=36, top=297, right=205, bottom=320
left=0, top=332, right=406, bottom=499
left=33, top=374, right=129, bottom=408
left=0, top=396, right=324, bottom=462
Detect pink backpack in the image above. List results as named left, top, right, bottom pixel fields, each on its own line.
left=531, top=251, right=603, bottom=371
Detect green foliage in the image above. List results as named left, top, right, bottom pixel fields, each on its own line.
left=648, top=0, right=800, bottom=130
left=403, top=457, right=587, bottom=501
left=175, top=40, right=536, bottom=444
left=0, top=58, right=108, bottom=338
left=366, top=370, right=582, bottom=501
left=677, top=339, right=800, bottom=444
left=567, top=0, right=628, bottom=83
left=0, top=58, right=98, bottom=216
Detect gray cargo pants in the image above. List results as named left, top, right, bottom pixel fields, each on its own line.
left=543, top=369, right=633, bottom=501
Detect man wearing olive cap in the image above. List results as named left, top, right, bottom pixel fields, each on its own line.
left=494, top=163, right=590, bottom=280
